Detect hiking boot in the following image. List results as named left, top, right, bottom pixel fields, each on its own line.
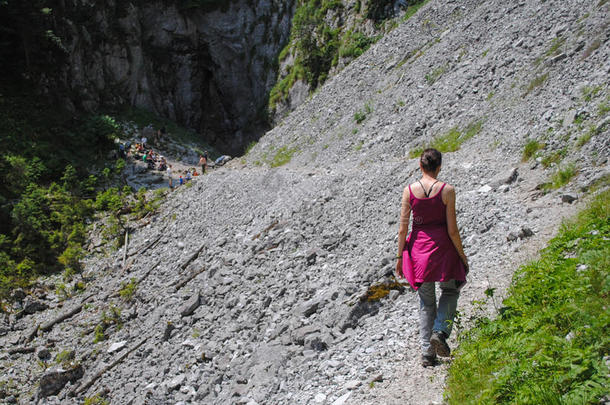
left=430, top=331, right=451, bottom=357
left=421, top=354, right=438, bottom=367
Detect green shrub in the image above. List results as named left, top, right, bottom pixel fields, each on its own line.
left=446, top=190, right=609, bottom=404
left=522, top=139, right=545, bottom=161
left=119, top=278, right=138, bottom=302
left=132, top=187, right=161, bottom=219
left=546, top=37, right=566, bottom=57
left=354, top=102, right=373, bottom=124
left=54, top=349, right=78, bottom=368
left=93, top=324, right=106, bottom=343
left=339, top=30, right=379, bottom=59
left=94, top=187, right=123, bottom=212
left=94, top=305, right=122, bottom=343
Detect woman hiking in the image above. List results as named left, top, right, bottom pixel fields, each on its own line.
left=395, top=148, right=469, bottom=367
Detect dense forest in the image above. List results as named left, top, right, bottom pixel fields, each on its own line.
left=0, top=2, right=156, bottom=299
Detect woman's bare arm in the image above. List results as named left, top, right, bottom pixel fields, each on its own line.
left=444, top=185, right=469, bottom=270
left=395, top=186, right=411, bottom=277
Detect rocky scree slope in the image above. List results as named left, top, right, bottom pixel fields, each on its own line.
left=1, top=0, right=609, bottom=404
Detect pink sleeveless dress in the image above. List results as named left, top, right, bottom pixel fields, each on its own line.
left=402, top=183, right=466, bottom=290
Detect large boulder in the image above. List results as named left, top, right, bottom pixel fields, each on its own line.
left=38, top=365, right=84, bottom=398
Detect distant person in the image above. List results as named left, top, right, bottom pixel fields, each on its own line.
left=155, top=126, right=166, bottom=145
left=141, top=136, right=147, bottom=149
left=158, top=157, right=167, bottom=171
left=167, top=164, right=173, bottom=188
left=179, top=175, right=184, bottom=186
left=186, top=170, right=192, bottom=182
left=395, top=148, right=468, bottom=367
left=199, top=154, right=207, bottom=174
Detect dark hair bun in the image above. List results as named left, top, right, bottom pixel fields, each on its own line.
left=420, top=148, right=442, bottom=172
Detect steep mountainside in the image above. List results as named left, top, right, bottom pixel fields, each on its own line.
left=268, top=0, right=427, bottom=121
left=0, top=0, right=295, bottom=153
left=0, top=0, right=608, bottom=404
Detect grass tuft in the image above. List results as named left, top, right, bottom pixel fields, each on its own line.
left=119, top=278, right=138, bottom=302
left=409, top=119, right=484, bottom=157
left=548, top=164, right=578, bottom=189
left=523, top=73, right=549, bottom=96
left=425, top=65, right=447, bottom=85
left=522, top=139, right=545, bottom=161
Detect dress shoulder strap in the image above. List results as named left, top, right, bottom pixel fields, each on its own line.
left=434, top=182, right=447, bottom=199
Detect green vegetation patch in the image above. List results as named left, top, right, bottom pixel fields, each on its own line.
left=523, top=73, right=549, bottom=96
left=119, top=277, right=138, bottom=302
left=598, top=97, right=610, bottom=116
left=400, top=0, right=430, bottom=22
left=446, top=190, right=610, bottom=404
left=541, top=147, right=567, bottom=168
left=354, top=102, right=373, bottom=124
left=270, top=146, right=298, bottom=168
left=409, top=119, right=484, bottom=158
left=84, top=394, right=110, bottom=405
left=270, top=0, right=429, bottom=111
left=425, top=64, right=447, bottom=85
left=339, top=30, right=380, bottom=59
left=541, top=164, right=578, bottom=190
left=581, top=85, right=602, bottom=102
left=522, top=139, right=546, bottom=161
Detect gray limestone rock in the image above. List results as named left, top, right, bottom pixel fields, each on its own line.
left=21, top=297, right=48, bottom=315
left=37, top=347, right=51, bottom=360
left=180, top=294, right=201, bottom=317
left=38, top=365, right=84, bottom=398
left=489, top=168, right=518, bottom=188
left=561, top=194, right=578, bottom=204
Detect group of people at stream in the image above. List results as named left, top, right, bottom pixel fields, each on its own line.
left=395, top=148, right=469, bottom=367
left=118, top=135, right=207, bottom=190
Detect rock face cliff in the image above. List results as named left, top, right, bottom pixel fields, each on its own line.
left=36, top=0, right=295, bottom=153
left=1, top=0, right=609, bottom=404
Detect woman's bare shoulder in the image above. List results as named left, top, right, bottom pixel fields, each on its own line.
left=441, top=182, right=455, bottom=204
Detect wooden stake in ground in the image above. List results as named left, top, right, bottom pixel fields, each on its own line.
left=71, top=337, right=148, bottom=396
left=122, top=231, right=129, bottom=269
